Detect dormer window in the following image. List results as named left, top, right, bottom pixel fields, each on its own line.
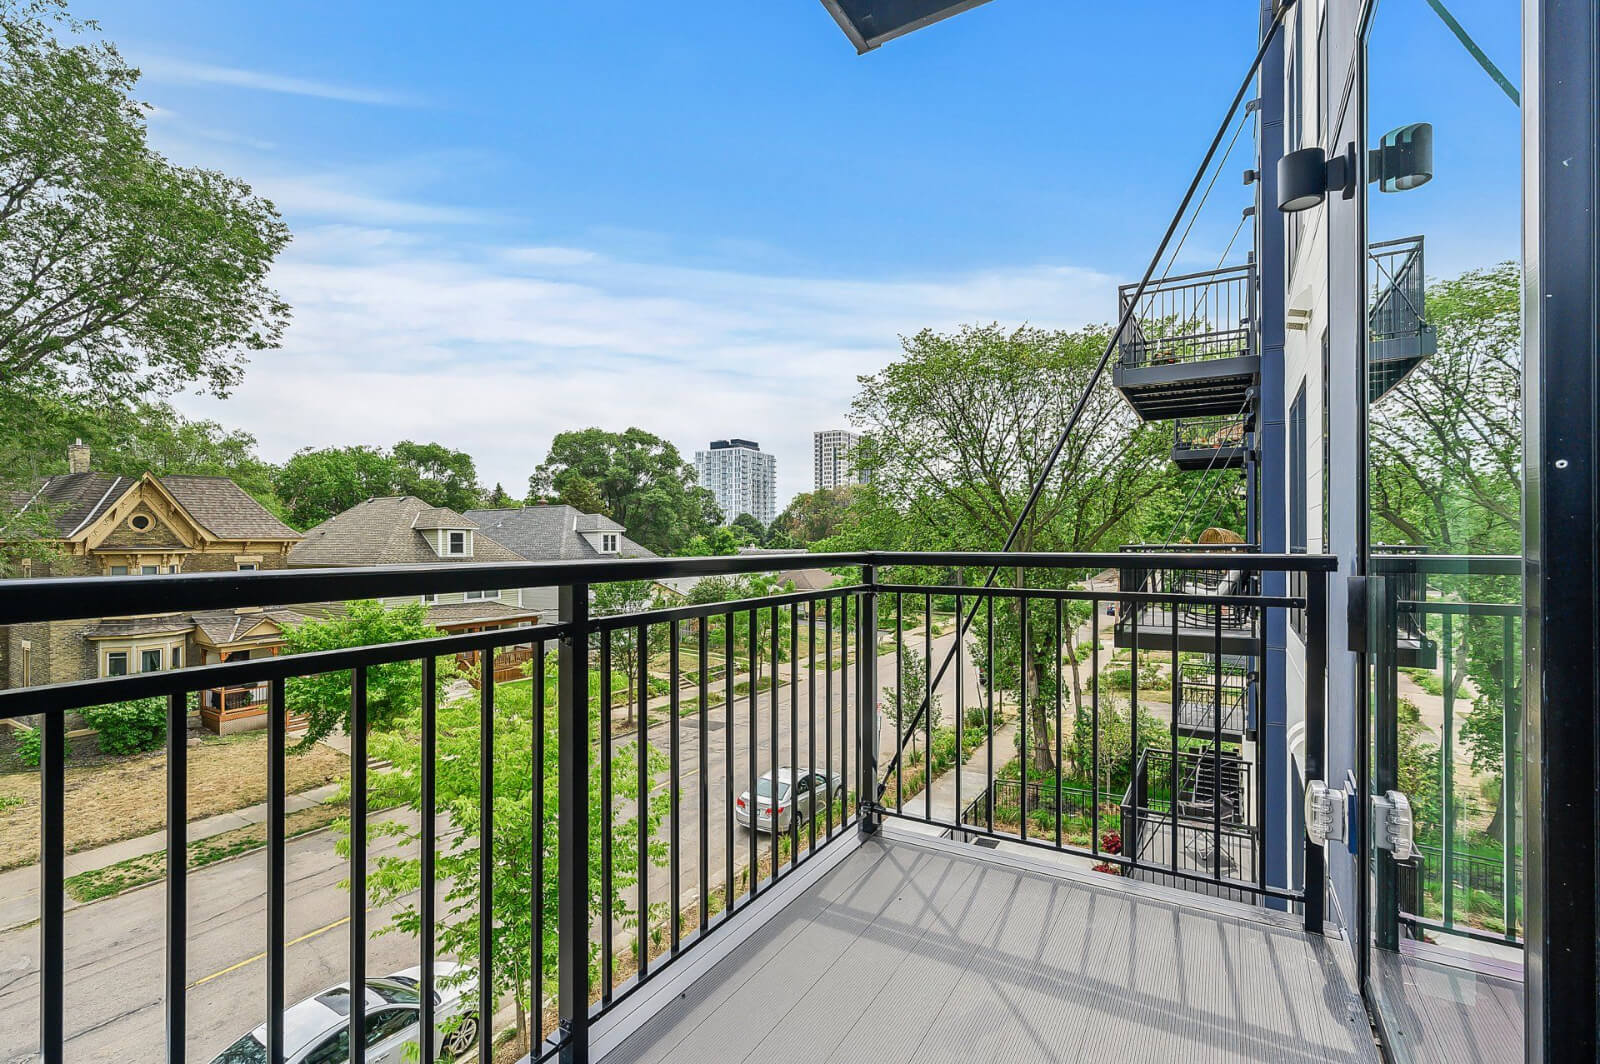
left=447, top=531, right=467, bottom=555
left=601, top=533, right=619, bottom=553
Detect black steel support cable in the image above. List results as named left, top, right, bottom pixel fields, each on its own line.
left=875, top=1, right=1299, bottom=801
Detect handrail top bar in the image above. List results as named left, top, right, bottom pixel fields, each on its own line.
left=1368, top=234, right=1426, bottom=252
left=1116, top=261, right=1254, bottom=293
left=0, top=550, right=1338, bottom=624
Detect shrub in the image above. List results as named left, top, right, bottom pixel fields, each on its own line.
left=16, top=726, right=43, bottom=767
left=1101, top=830, right=1123, bottom=855
left=1091, top=862, right=1121, bottom=876
left=82, top=698, right=168, bottom=756
left=964, top=705, right=988, bottom=731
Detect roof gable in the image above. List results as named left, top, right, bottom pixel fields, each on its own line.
left=462, top=505, right=655, bottom=562
left=290, top=496, right=523, bottom=567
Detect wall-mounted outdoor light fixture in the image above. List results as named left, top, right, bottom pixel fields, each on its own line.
left=1278, top=142, right=1358, bottom=212
left=1368, top=122, right=1434, bottom=193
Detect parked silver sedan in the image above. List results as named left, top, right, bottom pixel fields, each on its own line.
left=735, top=767, right=844, bottom=834
left=207, top=962, right=479, bottom=1064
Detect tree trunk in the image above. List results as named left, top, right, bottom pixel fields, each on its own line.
left=1029, top=659, right=1054, bottom=775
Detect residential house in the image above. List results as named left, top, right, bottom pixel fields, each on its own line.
left=462, top=504, right=654, bottom=617
left=0, top=444, right=304, bottom=732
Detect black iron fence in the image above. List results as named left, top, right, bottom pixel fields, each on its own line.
left=0, top=548, right=1334, bottom=1063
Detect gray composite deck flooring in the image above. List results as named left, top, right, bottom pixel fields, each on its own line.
left=1372, top=951, right=1523, bottom=1063
left=600, top=836, right=1379, bottom=1064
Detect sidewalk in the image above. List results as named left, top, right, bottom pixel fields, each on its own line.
left=0, top=780, right=344, bottom=933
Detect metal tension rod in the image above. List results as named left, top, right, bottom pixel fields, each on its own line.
left=875, top=0, right=1300, bottom=802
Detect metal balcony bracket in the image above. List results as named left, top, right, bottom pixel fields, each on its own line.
left=1304, top=779, right=1347, bottom=847
left=1371, top=790, right=1416, bottom=861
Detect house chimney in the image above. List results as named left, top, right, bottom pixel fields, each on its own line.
left=67, top=439, right=91, bottom=474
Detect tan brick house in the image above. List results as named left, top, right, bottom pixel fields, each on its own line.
left=1, top=445, right=304, bottom=731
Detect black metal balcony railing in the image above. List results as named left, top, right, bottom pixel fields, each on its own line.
left=1111, top=264, right=1259, bottom=422
left=1370, top=552, right=1522, bottom=947
left=0, top=548, right=1333, bottom=1064
left=1368, top=235, right=1437, bottom=402
left=1171, top=416, right=1252, bottom=471
left=1116, top=543, right=1261, bottom=655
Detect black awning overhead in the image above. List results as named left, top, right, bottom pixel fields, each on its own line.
left=819, top=0, right=996, bottom=53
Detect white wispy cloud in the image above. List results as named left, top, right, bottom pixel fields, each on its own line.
left=176, top=228, right=1117, bottom=507
left=138, top=57, right=413, bottom=106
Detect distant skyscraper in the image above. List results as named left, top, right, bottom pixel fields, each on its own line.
left=813, top=429, right=863, bottom=491
left=694, top=439, right=777, bottom=525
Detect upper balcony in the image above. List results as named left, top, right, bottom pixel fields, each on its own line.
left=1368, top=235, right=1437, bottom=403
left=0, top=549, right=1371, bottom=1064
left=1111, top=263, right=1258, bottom=422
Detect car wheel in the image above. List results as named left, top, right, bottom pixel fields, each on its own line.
left=441, top=1012, right=479, bottom=1058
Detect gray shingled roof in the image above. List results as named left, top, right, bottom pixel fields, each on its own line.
left=290, top=496, right=525, bottom=567
left=424, top=601, right=542, bottom=629
left=159, top=476, right=300, bottom=540
left=5, top=473, right=298, bottom=541
left=190, top=607, right=312, bottom=646
left=462, top=505, right=655, bottom=562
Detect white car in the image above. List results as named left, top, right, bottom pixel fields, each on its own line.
left=735, top=767, right=844, bottom=834
left=208, top=962, right=479, bottom=1064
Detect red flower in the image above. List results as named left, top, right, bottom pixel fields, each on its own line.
left=1091, top=862, right=1121, bottom=876
left=1100, top=830, right=1122, bottom=856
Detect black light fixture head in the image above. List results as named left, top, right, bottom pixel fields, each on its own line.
left=1277, top=143, right=1357, bottom=213
left=1369, top=122, right=1434, bottom=193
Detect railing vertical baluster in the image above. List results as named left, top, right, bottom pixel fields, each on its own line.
left=1091, top=599, right=1100, bottom=861
left=986, top=595, right=995, bottom=835
left=789, top=601, right=800, bottom=863
left=723, top=614, right=735, bottom=911
left=924, top=591, right=933, bottom=824
left=895, top=591, right=904, bottom=816
left=698, top=618, right=711, bottom=933
left=808, top=602, right=818, bottom=856
left=1169, top=597, right=1181, bottom=873
left=1441, top=609, right=1455, bottom=928
left=1214, top=611, right=1224, bottom=883
left=1303, top=571, right=1327, bottom=934
left=350, top=665, right=368, bottom=1064
left=39, top=707, right=64, bottom=1064
left=824, top=599, right=834, bottom=839
left=1055, top=598, right=1064, bottom=851
left=532, top=644, right=545, bottom=1049
left=1019, top=591, right=1028, bottom=843
left=165, top=692, right=187, bottom=1064
left=670, top=620, right=682, bottom=952
left=477, top=650, right=494, bottom=1064
left=840, top=595, right=851, bottom=831
left=748, top=607, right=760, bottom=890
left=769, top=605, right=780, bottom=879
left=557, top=585, right=591, bottom=1062
left=954, top=589, right=964, bottom=833
left=1129, top=607, right=1140, bottom=870
left=599, top=632, right=614, bottom=1002
left=266, top=677, right=286, bottom=1064
left=1502, top=613, right=1518, bottom=939
left=858, top=567, right=879, bottom=835
left=635, top=624, right=649, bottom=971
left=420, top=656, right=437, bottom=1064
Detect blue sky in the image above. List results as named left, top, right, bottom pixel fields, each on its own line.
left=99, top=0, right=1519, bottom=508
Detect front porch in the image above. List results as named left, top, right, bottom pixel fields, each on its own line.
left=593, top=829, right=1377, bottom=1064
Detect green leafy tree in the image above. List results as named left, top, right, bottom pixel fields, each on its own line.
left=528, top=427, right=720, bottom=553
left=359, top=678, right=667, bottom=1056
left=81, top=697, right=166, bottom=755
left=884, top=647, right=940, bottom=758
left=729, top=512, right=766, bottom=547
left=275, top=445, right=402, bottom=528
left=592, top=579, right=661, bottom=724
left=770, top=486, right=861, bottom=547
left=280, top=601, right=443, bottom=750
left=484, top=482, right=515, bottom=508
left=853, top=323, right=1168, bottom=772
left=0, top=0, right=290, bottom=402
left=391, top=439, right=483, bottom=513
left=680, top=526, right=741, bottom=557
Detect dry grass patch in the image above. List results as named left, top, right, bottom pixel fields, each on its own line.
left=0, top=731, right=348, bottom=871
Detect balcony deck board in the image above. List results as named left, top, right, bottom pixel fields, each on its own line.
left=597, top=833, right=1378, bottom=1064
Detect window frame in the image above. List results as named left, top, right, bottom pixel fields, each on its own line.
left=446, top=530, right=467, bottom=555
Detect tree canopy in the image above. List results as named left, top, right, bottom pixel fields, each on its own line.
left=275, top=440, right=484, bottom=528
left=0, top=0, right=290, bottom=402
left=528, top=427, right=721, bottom=553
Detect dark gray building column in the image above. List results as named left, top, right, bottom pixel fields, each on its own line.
left=1521, top=0, right=1598, bottom=1057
